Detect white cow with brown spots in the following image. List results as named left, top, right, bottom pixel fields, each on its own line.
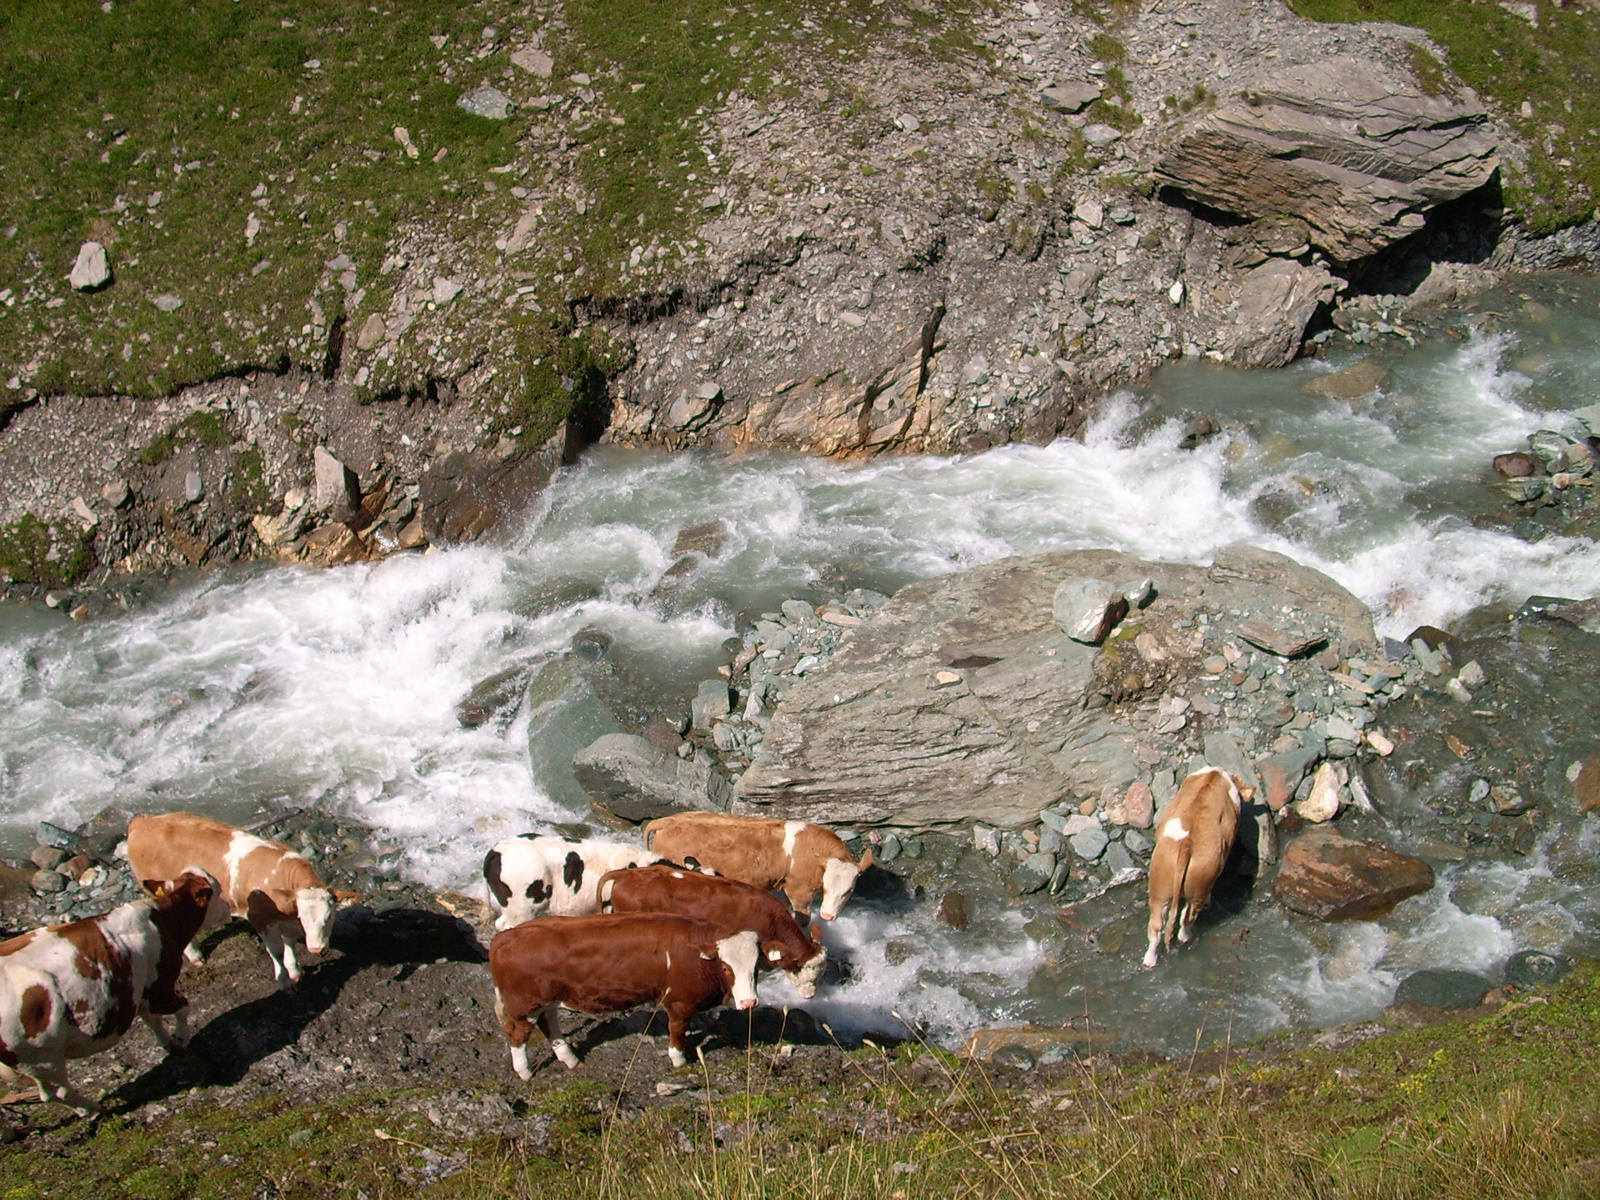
left=1144, top=767, right=1253, bottom=968
left=483, top=835, right=665, bottom=931
left=642, top=812, right=873, bottom=921
left=0, top=873, right=214, bottom=1116
left=126, top=813, right=338, bottom=990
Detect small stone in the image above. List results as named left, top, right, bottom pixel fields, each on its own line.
left=937, top=891, right=970, bottom=930
left=1039, top=809, right=1068, bottom=834
left=1082, top=122, right=1121, bottom=146
left=1365, top=730, right=1394, bottom=756
left=29, top=846, right=66, bottom=871
left=1457, top=660, right=1486, bottom=689
left=973, top=825, right=1000, bottom=856
left=1237, top=619, right=1325, bottom=658
left=1040, top=82, right=1100, bottom=112
left=1121, top=781, right=1154, bottom=829
left=691, top=679, right=731, bottom=733
left=1102, top=841, right=1136, bottom=874
left=1488, top=783, right=1530, bottom=815
left=1294, top=762, right=1342, bottom=823
left=879, top=834, right=901, bottom=863
left=1504, top=949, right=1570, bottom=989
left=1073, top=197, right=1104, bottom=229
left=431, top=278, right=464, bottom=305
left=1069, top=824, right=1109, bottom=861
left=183, top=470, right=204, bottom=503
left=1445, top=677, right=1473, bottom=703
left=355, top=312, right=388, bottom=351
left=457, top=86, right=515, bottom=119
left=1493, top=452, right=1536, bottom=478
left=510, top=46, right=554, bottom=78
left=1394, top=969, right=1491, bottom=1011
left=780, top=599, right=815, bottom=624
left=70, top=241, right=111, bottom=291
left=31, top=869, right=66, bottom=895
left=151, top=293, right=184, bottom=312
left=313, top=446, right=359, bottom=514
left=1014, top=852, right=1056, bottom=894
left=1038, top=827, right=1063, bottom=856
left=1123, top=828, right=1152, bottom=856
left=1053, top=576, right=1127, bottom=644
left=101, top=478, right=131, bottom=509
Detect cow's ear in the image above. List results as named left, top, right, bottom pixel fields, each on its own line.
left=332, top=889, right=362, bottom=907
left=690, top=942, right=717, bottom=961
left=810, top=922, right=824, bottom=943
left=1237, top=784, right=1257, bottom=804
left=857, top=847, right=874, bottom=870
left=142, top=879, right=169, bottom=899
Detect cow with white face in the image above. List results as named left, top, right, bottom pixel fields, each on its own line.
left=643, top=812, right=872, bottom=921
left=490, top=913, right=761, bottom=1074
left=483, top=835, right=665, bottom=930
left=126, top=813, right=344, bottom=989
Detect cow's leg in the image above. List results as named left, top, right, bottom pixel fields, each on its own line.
left=664, top=1005, right=693, bottom=1069
left=539, top=1003, right=578, bottom=1069
left=783, top=883, right=815, bottom=922
left=142, top=1003, right=190, bottom=1051
left=25, top=1060, right=100, bottom=1117
left=1143, top=899, right=1167, bottom=969
left=257, top=923, right=295, bottom=989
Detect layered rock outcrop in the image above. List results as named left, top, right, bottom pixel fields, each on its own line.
left=1154, top=56, right=1498, bottom=264
left=734, top=545, right=1376, bottom=828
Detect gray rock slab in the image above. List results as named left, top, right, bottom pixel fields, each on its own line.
left=1394, top=969, right=1491, bottom=1011
left=1152, top=56, right=1497, bottom=263
left=735, top=547, right=1374, bottom=828
left=1504, top=950, right=1570, bottom=989
left=691, top=679, right=731, bottom=733
left=70, top=241, right=111, bottom=291
left=572, top=732, right=731, bottom=823
left=1070, top=825, right=1109, bottom=860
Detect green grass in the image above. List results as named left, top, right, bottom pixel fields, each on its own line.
left=5, top=967, right=1600, bottom=1199
left=1289, top=0, right=1600, bottom=234
left=0, top=1, right=991, bottom=418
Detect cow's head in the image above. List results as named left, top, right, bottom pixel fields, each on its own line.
left=297, top=887, right=336, bottom=954
left=144, top=871, right=217, bottom=945
left=819, top=849, right=870, bottom=921
left=706, top=930, right=760, bottom=1010
left=790, top=937, right=827, bottom=999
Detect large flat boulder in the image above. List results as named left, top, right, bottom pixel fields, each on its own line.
left=572, top=733, right=731, bottom=823
left=735, top=546, right=1375, bottom=828
left=1154, top=56, right=1497, bottom=263
left=1273, top=826, right=1435, bottom=921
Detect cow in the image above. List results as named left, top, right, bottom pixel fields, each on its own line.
left=598, top=864, right=827, bottom=997
left=126, top=812, right=338, bottom=990
left=489, top=913, right=760, bottom=1075
left=642, top=812, right=872, bottom=921
left=483, top=835, right=664, bottom=931
left=1143, top=767, right=1253, bottom=968
left=0, top=873, right=214, bottom=1116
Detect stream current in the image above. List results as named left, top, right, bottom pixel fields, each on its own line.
left=5, top=274, right=1600, bottom=1054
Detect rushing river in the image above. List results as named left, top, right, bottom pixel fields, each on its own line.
left=4, top=274, right=1600, bottom=1052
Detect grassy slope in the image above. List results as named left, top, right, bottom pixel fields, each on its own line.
left=5, top=966, right=1599, bottom=1199
left=1288, top=0, right=1600, bottom=236
left=0, top=0, right=989, bottom=426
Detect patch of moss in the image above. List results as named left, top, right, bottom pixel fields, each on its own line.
left=230, top=446, right=270, bottom=512
left=501, top=324, right=627, bottom=450
left=1289, top=0, right=1600, bottom=233
left=0, top=512, right=91, bottom=587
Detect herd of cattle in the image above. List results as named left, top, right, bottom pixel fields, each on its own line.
left=0, top=768, right=1250, bottom=1116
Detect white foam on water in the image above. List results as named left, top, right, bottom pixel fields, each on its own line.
left=1, top=321, right=1597, bottom=1046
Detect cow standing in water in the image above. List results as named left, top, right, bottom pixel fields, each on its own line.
left=489, top=913, right=760, bottom=1074
left=1144, top=768, right=1252, bottom=968
left=599, top=863, right=827, bottom=996
left=0, top=873, right=214, bottom=1116
left=642, top=812, right=872, bottom=921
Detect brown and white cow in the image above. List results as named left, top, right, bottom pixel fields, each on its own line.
left=0, top=873, right=214, bottom=1115
left=489, top=913, right=760, bottom=1075
left=482, top=834, right=665, bottom=931
left=126, top=812, right=338, bottom=990
left=598, top=864, right=827, bottom=997
left=1143, top=767, right=1253, bottom=968
left=642, top=812, right=872, bottom=921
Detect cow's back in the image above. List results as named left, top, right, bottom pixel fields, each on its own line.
left=602, top=865, right=784, bottom=936
left=1152, top=771, right=1239, bottom=892
left=643, top=814, right=789, bottom=889
left=127, top=813, right=306, bottom=916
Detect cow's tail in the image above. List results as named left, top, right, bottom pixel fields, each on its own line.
left=1162, top=837, right=1193, bottom=950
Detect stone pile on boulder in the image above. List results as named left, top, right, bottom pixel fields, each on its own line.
left=1487, top=410, right=1600, bottom=544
